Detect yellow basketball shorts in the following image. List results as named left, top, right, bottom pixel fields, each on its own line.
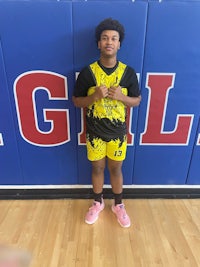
left=86, top=135, right=127, bottom=161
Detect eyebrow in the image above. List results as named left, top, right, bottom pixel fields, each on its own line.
left=101, top=34, right=119, bottom=38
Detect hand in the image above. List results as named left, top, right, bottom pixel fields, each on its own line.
left=94, top=85, right=109, bottom=100
left=108, top=86, right=123, bottom=101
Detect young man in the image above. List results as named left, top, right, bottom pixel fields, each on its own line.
left=73, top=18, right=141, bottom=228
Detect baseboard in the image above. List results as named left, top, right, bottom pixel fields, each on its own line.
left=0, top=188, right=200, bottom=200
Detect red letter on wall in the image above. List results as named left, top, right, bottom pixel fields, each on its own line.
left=14, top=71, right=70, bottom=146
left=140, top=73, right=193, bottom=145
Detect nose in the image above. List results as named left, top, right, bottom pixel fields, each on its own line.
left=106, top=38, right=113, bottom=44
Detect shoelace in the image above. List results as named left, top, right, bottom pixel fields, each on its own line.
left=117, top=205, right=127, bottom=219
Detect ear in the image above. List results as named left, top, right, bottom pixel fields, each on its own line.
left=118, top=41, right=121, bottom=50
left=98, top=41, right=101, bottom=49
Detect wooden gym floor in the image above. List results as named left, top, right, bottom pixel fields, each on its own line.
left=0, top=199, right=200, bottom=267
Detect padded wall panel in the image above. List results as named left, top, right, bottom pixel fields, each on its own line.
left=73, top=1, right=147, bottom=184
left=187, top=121, right=200, bottom=184
left=133, top=1, right=200, bottom=184
left=0, top=42, right=23, bottom=184
left=0, top=1, right=78, bottom=184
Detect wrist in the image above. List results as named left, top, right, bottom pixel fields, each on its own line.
left=92, top=92, right=99, bottom=102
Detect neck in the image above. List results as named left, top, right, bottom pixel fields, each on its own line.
left=99, top=57, right=117, bottom=68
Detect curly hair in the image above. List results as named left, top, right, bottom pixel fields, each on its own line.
left=95, top=18, right=125, bottom=45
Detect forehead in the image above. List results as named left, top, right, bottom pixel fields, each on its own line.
left=100, top=30, right=120, bottom=38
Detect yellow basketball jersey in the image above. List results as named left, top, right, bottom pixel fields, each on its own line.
left=87, top=61, right=128, bottom=123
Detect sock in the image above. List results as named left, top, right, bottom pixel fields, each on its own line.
left=113, top=192, right=123, bottom=206
left=93, top=191, right=103, bottom=203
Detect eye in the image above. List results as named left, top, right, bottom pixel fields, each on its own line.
left=101, top=36, right=108, bottom=41
left=112, top=37, right=119, bottom=42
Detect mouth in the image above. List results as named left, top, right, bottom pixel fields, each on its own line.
left=105, top=46, right=113, bottom=51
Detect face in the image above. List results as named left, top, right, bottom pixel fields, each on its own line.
left=98, top=30, right=120, bottom=58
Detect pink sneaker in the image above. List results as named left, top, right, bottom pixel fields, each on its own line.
left=112, top=203, right=131, bottom=228
left=85, top=200, right=105, bottom=224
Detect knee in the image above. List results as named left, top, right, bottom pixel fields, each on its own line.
left=92, top=165, right=105, bottom=176
left=108, top=165, right=122, bottom=176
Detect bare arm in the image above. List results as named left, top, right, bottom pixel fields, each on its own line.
left=108, top=86, right=141, bottom=107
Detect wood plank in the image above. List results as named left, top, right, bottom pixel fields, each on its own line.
left=0, top=199, right=200, bottom=267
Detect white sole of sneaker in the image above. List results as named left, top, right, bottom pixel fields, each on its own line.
left=85, top=217, right=98, bottom=225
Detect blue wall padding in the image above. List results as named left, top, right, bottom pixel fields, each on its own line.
left=133, top=1, right=200, bottom=184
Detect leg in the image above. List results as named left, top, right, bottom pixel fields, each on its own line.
left=85, top=137, right=106, bottom=224
left=107, top=158, right=123, bottom=195
left=86, top=136, right=106, bottom=200
left=91, top=158, right=106, bottom=195
left=108, top=158, right=131, bottom=227
left=85, top=158, right=105, bottom=224
left=106, top=135, right=127, bottom=195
